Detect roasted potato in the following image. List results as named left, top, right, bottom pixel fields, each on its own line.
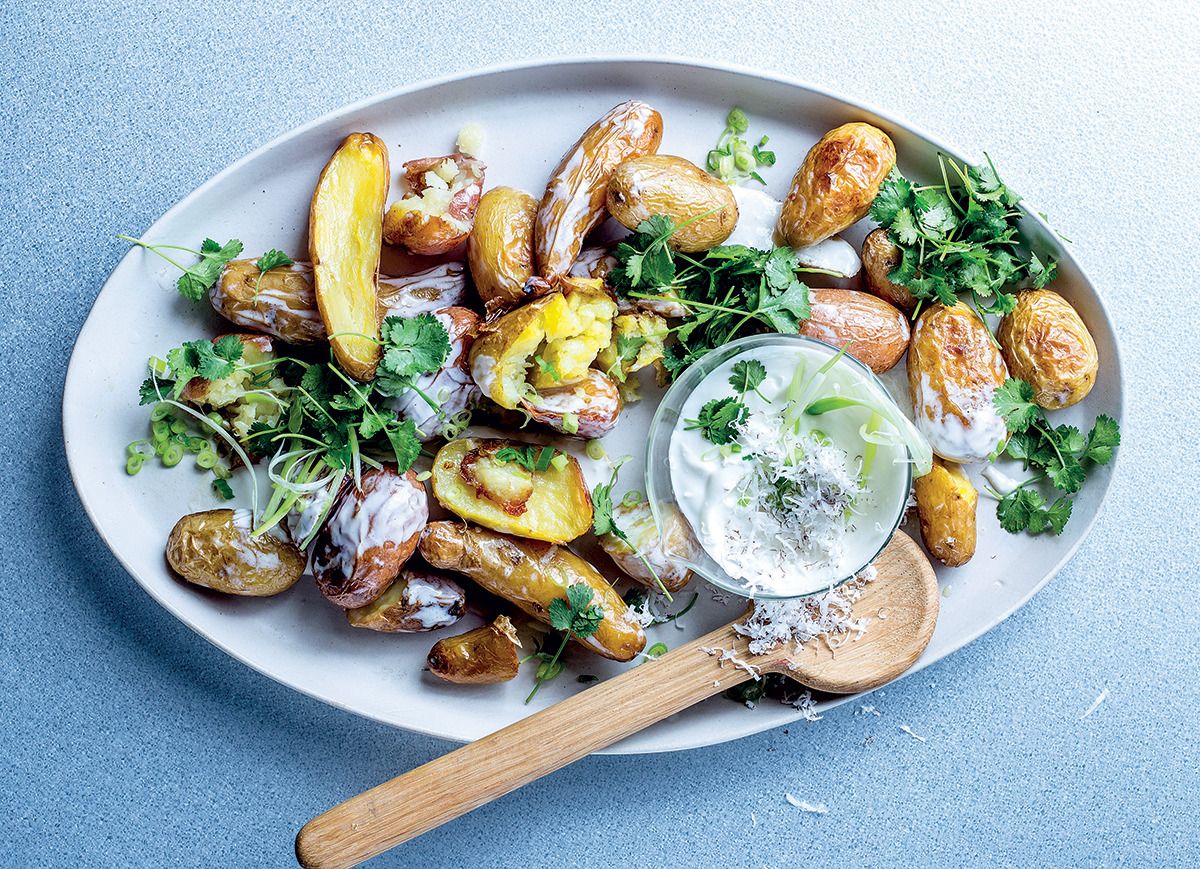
left=378, top=261, right=470, bottom=318
left=179, top=334, right=287, bottom=444
left=468, top=186, right=539, bottom=313
left=345, top=568, right=466, bottom=632
left=430, top=437, right=593, bottom=543
left=211, top=260, right=327, bottom=345
left=535, top=100, right=663, bottom=279
left=521, top=369, right=623, bottom=438
left=310, top=132, right=389, bottom=381
left=606, top=155, right=738, bottom=252
left=419, top=521, right=646, bottom=662
left=427, top=615, right=522, bottom=684
left=597, top=501, right=700, bottom=594
left=908, top=302, right=1010, bottom=463
left=571, top=248, right=689, bottom=319
left=997, top=289, right=1098, bottom=410
left=778, top=122, right=896, bottom=248
left=166, top=509, right=305, bottom=596
left=797, top=288, right=910, bottom=374
left=861, top=228, right=917, bottom=313
left=285, top=470, right=349, bottom=549
left=383, top=153, right=485, bottom=255
left=310, top=465, right=428, bottom=608
left=912, top=457, right=977, bottom=567
left=468, top=278, right=616, bottom=410
left=382, top=306, right=481, bottom=441
left=593, top=312, right=668, bottom=385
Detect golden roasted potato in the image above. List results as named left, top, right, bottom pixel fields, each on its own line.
left=997, top=289, right=1098, bottom=410
left=913, top=457, right=977, bottom=567
left=430, top=437, right=593, bottom=543
left=797, top=288, right=910, bottom=374
left=383, top=153, right=486, bottom=255
left=593, top=311, right=668, bottom=388
left=468, top=186, right=539, bottom=313
left=468, top=278, right=616, bottom=409
left=535, top=100, right=663, bottom=279
left=597, top=501, right=700, bottom=594
left=211, top=260, right=326, bottom=345
left=378, top=261, right=470, bottom=318
left=778, top=122, right=896, bottom=248
left=521, top=369, right=623, bottom=438
left=908, top=302, right=1010, bottom=463
left=427, top=615, right=522, bottom=684
left=861, top=228, right=918, bottom=314
left=166, top=509, right=305, bottom=596
left=178, top=334, right=287, bottom=444
left=310, top=132, right=389, bottom=381
left=345, top=568, right=466, bottom=632
left=606, top=155, right=738, bottom=252
left=310, top=465, right=428, bottom=608
left=419, top=521, right=646, bottom=662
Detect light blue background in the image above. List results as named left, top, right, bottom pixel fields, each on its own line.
left=5, top=1, right=1197, bottom=867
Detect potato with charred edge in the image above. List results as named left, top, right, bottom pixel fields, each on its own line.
left=535, top=100, right=663, bottom=279
left=606, top=155, right=738, bottom=252
left=167, top=509, right=306, bottom=596
left=346, top=568, right=466, bottom=632
left=310, top=132, right=389, bottom=381
left=797, top=288, right=910, bottom=374
left=431, top=437, right=593, bottom=543
left=468, top=186, right=538, bottom=313
left=861, top=228, right=918, bottom=314
left=778, top=122, right=896, bottom=249
left=597, top=501, right=701, bottom=594
left=311, top=465, right=428, bottom=609
left=427, top=615, right=522, bottom=684
left=913, top=457, right=978, bottom=567
left=997, top=288, right=1098, bottom=410
left=468, top=277, right=616, bottom=410
left=419, top=521, right=646, bottom=662
left=384, top=153, right=486, bottom=256
left=521, top=369, right=623, bottom=439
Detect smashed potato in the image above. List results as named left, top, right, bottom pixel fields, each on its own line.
left=597, top=501, right=700, bottom=594
left=179, top=334, right=287, bottom=445
left=427, top=615, right=522, bottom=684
left=345, top=568, right=466, bottom=632
left=166, top=509, right=305, bottom=596
left=521, top=369, right=622, bottom=438
left=431, top=437, right=593, bottom=543
left=383, top=153, right=485, bottom=256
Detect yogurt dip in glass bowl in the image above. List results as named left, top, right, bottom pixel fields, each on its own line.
left=644, top=333, right=925, bottom=599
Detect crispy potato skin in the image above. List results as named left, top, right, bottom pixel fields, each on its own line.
left=797, top=288, right=910, bottom=373
left=427, top=615, right=522, bottom=683
left=535, top=100, right=663, bottom=279
left=419, top=521, right=646, bottom=662
left=997, top=289, right=1098, bottom=410
left=521, top=369, right=622, bottom=438
left=597, top=501, right=700, bottom=594
left=310, top=132, right=389, bottom=381
left=606, top=155, right=737, bottom=252
left=345, top=568, right=466, bottom=632
left=908, top=302, right=1010, bottom=463
left=311, top=465, right=428, bottom=609
left=778, top=122, right=896, bottom=248
left=166, top=509, right=305, bottom=596
left=861, top=228, right=918, bottom=314
left=383, top=153, right=486, bottom=255
left=913, top=457, right=977, bottom=567
left=468, top=187, right=539, bottom=313
left=431, top=438, right=593, bottom=543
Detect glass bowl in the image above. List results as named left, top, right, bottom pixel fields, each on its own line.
left=643, top=333, right=915, bottom=600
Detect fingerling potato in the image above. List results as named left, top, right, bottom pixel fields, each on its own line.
left=468, top=186, right=539, bottom=313
left=521, top=369, right=623, bottom=438
left=211, top=260, right=327, bottom=345
left=419, top=521, right=646, bottom=662
left=606, top=155, right=738, bottom=252
left=346, top=568, right=466, bottom=632
left=912, top=457, right=977, bottom=567
left=997, top=288, right=1098, bottom=410
left=597, top=501, right=700, bottom=594
left=378, top=260, right=470, bottom=318
left=310, top=132, right=389, bottom=381
left=427, top=615, right=522, bottom=684
left=861, top=228, right=918, bottom=313
left=166, top=509, right=306, bottom=596
left=430, top=437, right=593, bottom=543
left=383, top=153, right=486, bottom=255
left=778, top=122, right=895, bottom=248
left=797, top=288, right=910, bottom=374
left=535, top=100, right=663, bottom=279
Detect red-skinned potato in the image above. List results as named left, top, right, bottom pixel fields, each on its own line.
left=521, top=369, right=623, bottom=438
left=383, top=306, right=481, bottom=441
left=345, top=568, right=466, bottom=632
left=384, top=153, right=485, bottom=255
left=798, top=288, right=910, bottom=374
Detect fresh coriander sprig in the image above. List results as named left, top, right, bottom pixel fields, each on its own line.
left=683, top=359, right=768, bottom=446
left=525, top=582, right=605, bottom=702
left=592, top=457, right=672, bottom=601
left=990, top=378, right=1119, bottom=534
left=252, top=249, right=295, bottom=300
left=119, top=235, right=244, bottom=301
left=495, top=444, right=561, bottom=473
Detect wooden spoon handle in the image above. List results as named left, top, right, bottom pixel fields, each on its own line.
left=296, top=621, right=768, bottom=869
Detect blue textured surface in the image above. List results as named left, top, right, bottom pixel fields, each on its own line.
left=4, top=1, right=1198, bottom=867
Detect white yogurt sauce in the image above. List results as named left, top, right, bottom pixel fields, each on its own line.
left=725, top=187, right=861, bottom=277
left=668, top=342, right=911, bottom=596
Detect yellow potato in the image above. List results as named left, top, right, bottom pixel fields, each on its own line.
left=166, top=509, right=305, bottom=596
left=419, top=521, right=646, bottom=662
left=778, top=122, right=896, bottom=248
left=593, top=312, right=668, bottom=383
left=606, top=155, right=737, bottom=252
left=427, top=615, right=522, bottom=684
left=178, top=334, right=287, bottom=446
left=430, top=437, right=593, bottom=543
left=997, top=289, right=1098, bottom=410
left=345, top=568, right=466, bottom=632
left=383, top=153, right=485, bottom=256
left=309, top=132, right=389, bottom=381
left=597, top=501, right=700, bottom=594
left=468, top=186, right=539, bottom=313
left=912, top=457, right=977, bottom=567
left=861, top=228, right=918, bottom=314
left=797, top=288, right=910, bottom=374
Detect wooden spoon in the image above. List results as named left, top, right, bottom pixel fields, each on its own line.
left=295, top=531, right=937, bottom=869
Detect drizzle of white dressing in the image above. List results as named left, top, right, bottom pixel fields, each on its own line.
left=324, top=473, right=427, bottom=581
left=914, top=371, right=1008, bottom=463
left=722, top=187, right=859, bottom=276
left=982, top=464, right=1023, bottom=497
left=383, top=308, right=480, bottom=440
left=402, top=573, right=465, bottom=629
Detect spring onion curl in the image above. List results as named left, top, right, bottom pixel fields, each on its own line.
left=254, top=448, right=347, bottom=546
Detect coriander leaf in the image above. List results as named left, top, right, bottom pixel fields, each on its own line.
left=997, top=488, right=1041, bottom=533
left=685, top=396, right=746, bottom=446
left=177, top=238, right=243, bottom=301
left=729, top=359, right=766, bottom=395
left=869, top=172, right=913, bottom=225
left=255, top=249, right=294, bottom=272
left=379, top=314, right=451, bottom=382
left=139, top=378, right=161, bottom=406
left=1085, top=415, right=1120, bottom=464
left=993, top=378, right=1039, bottom=430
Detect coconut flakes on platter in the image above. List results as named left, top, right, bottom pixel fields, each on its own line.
left=785, top=794, right=829, bottom=814
left=1079, top=687, right=1110, bottom=720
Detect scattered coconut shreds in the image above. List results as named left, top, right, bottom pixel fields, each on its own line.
left=701, top=646, right=763, bottom=680
left=785, top=794, right=829, bottom=814
left=789, top=689, right=823, bottom=722
left=1079, top=687, right=1110, bottom=720
left=855, top=704, right=882, bottom=717
left=899, top=725, right=927, bottom=742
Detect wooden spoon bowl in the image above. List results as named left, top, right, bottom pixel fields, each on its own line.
left=296, top=530, right=938, bottom=869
